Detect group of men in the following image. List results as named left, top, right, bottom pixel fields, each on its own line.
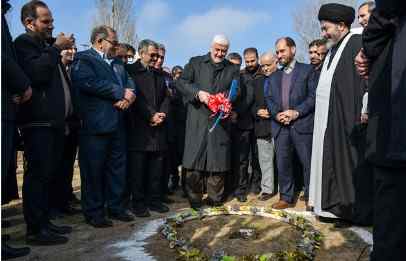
left=2, top=0, right=405, bottom=260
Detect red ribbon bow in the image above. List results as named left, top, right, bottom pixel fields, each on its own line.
left=207, top=93, right=232, bottom=119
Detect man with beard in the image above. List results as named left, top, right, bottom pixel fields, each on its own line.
left=265, top=37, right=315, bottom=210
left=176, top=34, right=240, bottom=209
left=309, top=3, right=371, bottom=227
left=126, top=39, right=170, bottom=217
left=253, top=52, right=278, bottom=201
left=232, top=48, right=262, bottom=202
left=355, top=1, right=406, bottom=259
left=14, top=0, right=76, bottom=245
left=309, top=39, right=327, bottom=72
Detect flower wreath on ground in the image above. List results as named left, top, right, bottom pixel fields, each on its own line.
left=160, top=205, right=323, bottom=261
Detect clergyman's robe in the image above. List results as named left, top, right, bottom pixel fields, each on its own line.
left=309, top=33, right=372, bottom=224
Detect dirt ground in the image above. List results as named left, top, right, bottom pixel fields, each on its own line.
left=2, top=154, right=371, bottom=261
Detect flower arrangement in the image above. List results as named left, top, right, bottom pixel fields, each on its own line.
left=159, top=205, right=323, bottom=261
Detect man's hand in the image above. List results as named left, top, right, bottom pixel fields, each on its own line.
left=21, top=86, right=33, bottom=103
left=197, top=90, right=210, bottom=105
left=150, top=112, right=166, bottom=126
left=54, top=33, right=75, bottom=50
left=361, top=113, right=369, bottom=124
left=276, top=112, right=290, bottom=125
left=284, top=110, right=299, bottom=122
left=355, top=49, right=369, bottom=80
left=124, top=88, right=136, bottom=104
left=114, top=99, right=129, bottom=110
left=230, top=111, right=238, bottom=123
left=257, top=109, right=270, bottom=119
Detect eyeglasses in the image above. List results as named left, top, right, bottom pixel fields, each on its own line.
left=103, top=38, right=119, bottom=46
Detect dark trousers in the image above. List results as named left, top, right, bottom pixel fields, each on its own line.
left=128, top=150, right=165, bottom=209
left=185, top=170, right=225, bottom=207
left=49, top=131, right=78, bottom=210
left=274, top=127, right=312, bottom=203
left=22, top=127, right=64, bottom=233
left=371, top=166, right=406, bottom=261
left=249, top=134, right=262, bottom=192
left=1, top=121, right=19, bottom=204
left=79, top=130, right=126, bottom=220
left=1, top=120, right=14, bottom=179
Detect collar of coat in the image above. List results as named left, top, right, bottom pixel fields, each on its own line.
left=129, top=59, right=160, bottom=74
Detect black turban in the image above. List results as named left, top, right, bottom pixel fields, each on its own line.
left=318, top=3, right=355, bottom=27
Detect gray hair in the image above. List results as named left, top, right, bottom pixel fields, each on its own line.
left=157, top=43, right=166, bottom=52
left=138, top=39, right=159, bottom=55
left=358, top=1, right=375, bottom=12
left=90, top=25, right=116, bottom=44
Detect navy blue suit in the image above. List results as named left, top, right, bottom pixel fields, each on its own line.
left=71, top=48, right=135, bottom=220
left=265, top=62, right=316, bottom=203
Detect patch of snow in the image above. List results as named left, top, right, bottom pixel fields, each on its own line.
left=110, top=218, right=165, bottom=261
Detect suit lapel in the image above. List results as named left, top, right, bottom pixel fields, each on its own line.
left=89, top=48, right=116, bottom=76
left=289, top=63, right=300, bottom=95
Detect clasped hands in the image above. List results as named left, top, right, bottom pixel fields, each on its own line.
left=114, top=88, right=136, bottom=110
left=276, top=110, right=299, bottom=125
left=150, top=112, right=166, bottom=127
left=257, top=108, right=270, bottom=119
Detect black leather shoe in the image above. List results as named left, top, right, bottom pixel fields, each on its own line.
left=47, top=222, right=72, bottom=234
left=2, top=244, right=31, bottom=259
left=60, top=205, right=81, bottom=216
left=69, top=194, right=81, bottom=205
left=258, top=193, right=274, bottom=201
left=109, top=211, right=134, bottom=222
left=236, top=195, right=247, bottom=203
left=317, top=216, right=337, bottom=224
left=132, top=207, right=151, bottom=218
left=149, top=203, right=170, bottom=213
left=26, top=228, right=69, bottom=246
left=86, top=217, right=113, bottom=228
left=205, top=198, right=223, bottom=207
left=161, top=196, right=175, bottom=204
left=334, top=220, right=352, bottom=228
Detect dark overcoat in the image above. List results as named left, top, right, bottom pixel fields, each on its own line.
left=176, top=53, right=240, bottom=172
left=363, top=6, right=406, bottom=167
left=125, top=60, right=169, bottom=151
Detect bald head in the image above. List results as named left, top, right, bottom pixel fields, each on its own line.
left=210, top=34, right=229, bottom=63
left=260, top=52, right=277, bottom=76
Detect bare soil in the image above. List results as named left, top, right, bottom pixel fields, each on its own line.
left=2, top=153, right=371, bottom=261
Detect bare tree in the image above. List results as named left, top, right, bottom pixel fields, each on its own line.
left=292, top=0, right=358, bottom=61
left=93, top=0, right=138, bottom=47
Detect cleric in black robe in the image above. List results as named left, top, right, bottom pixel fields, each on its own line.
left=309, top=3, right=372, bottom=225
left=175, top=34, right=240, bottom=209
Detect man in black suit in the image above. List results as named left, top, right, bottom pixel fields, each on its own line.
left=14, top=0, right=75, bottom=245
left=125, top=39, right=170, bottom=217
left=355, top=1, right=406, bottom=259
left=1, top=0, right=32, bottom=258
left=266, top=37, right=316, bottom=210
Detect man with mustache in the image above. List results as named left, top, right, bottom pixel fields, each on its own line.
left=232, top=48, right=262, bottom=202
left=176, top=34, right=240, bottom=209
left=309, top=3, right=371, bottom=227
left=308, top=39, right=327, bottom=73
